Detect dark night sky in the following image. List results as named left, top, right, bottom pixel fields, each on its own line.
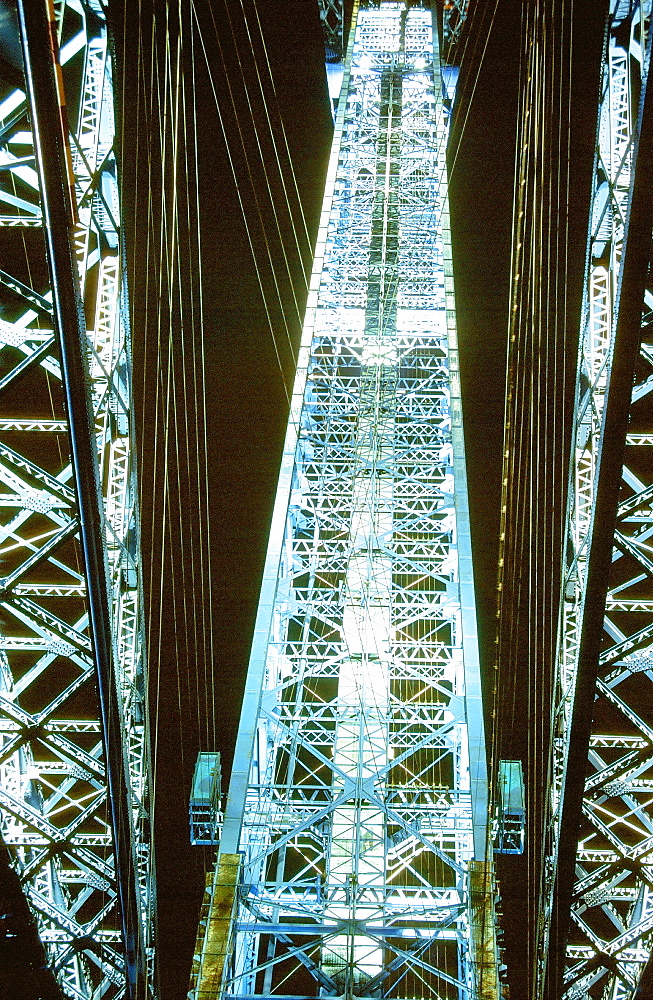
left=113, top=2, right=606, bottom=997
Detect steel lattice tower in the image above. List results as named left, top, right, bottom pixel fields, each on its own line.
left=192, top=5, right=499, bottom=999
left=0, top=3, right=155, bottom=998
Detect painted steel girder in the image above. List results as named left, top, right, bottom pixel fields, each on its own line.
left=193, top=5, right=497, bottom=1000
left=0, top=3, right=154, bottom=998
left=540, top=2, right=653, bottom=998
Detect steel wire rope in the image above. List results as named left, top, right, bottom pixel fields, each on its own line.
left=548, top=0, right=575, bottom=977
left=188, top=4, right=291, bottom=406
left=245, top=0, right=316, bottom=268
left=174, top=0, right=228, bottom=888
left=152, top=2, right=214, bottom=862
left=174, top=0, right=205, bottom=779
left=536, top=0, right=569, bottom=975
left=215, top=0, right=314, bottom=296
left=165, top=0, right=232, bottom=937
left=159, top=0, right=191, bottom=791
left=117, top=0, right=158, bottom=928
left=187, top=0, right=219, bottom=798
left=192, top=0, right=303, bottom=392
left=514, top=56, right=535, bottom=908
left=496, top=0, right=535, bottom=792
left=530, top=4, right=575, bottom=982
left=444, top=0, right=502, bottom=191
left=492, top=1, right=577, bottom=989
left=135, top=1, right=222, bottom=877
left=152, top=0, right=300, bottom=900
left=144, top=1, right=185, bottom=918
left=157, top=3, right=191, bottom=824
left=524, top=6, right=544, bottom=979
left=520, top=4, right=552, bottom=980
left=492, top=0, right=537, bottom=988
left=166, top=0, right=212, bottom=811
left=143, top=0, right=175, bottom=886
left=169, top=0, right=217, bottom=846
left=494, top=0, right=532, bottom=767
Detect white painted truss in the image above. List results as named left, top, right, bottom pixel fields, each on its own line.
left=199, top=5, right=495, bottom=999
left=0, top=2, right=154, bottom=998
left=540, top=3, right=653, bottom=997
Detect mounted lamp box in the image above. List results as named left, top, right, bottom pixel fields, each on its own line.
left=189, top=752, right=222, bottom=846
left=496, top=759, right=526, bottom=855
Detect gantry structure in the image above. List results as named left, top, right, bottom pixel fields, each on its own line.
left=191, top=4, right=502, bottom=999
left=0, top=3, right=155, bottom=999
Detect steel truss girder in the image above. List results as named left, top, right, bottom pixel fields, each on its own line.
left=540, top=3, right=653, bottom=998
left=0, top=3, right=154, bottom=998
left=193, top=5, right=496, bottom=1000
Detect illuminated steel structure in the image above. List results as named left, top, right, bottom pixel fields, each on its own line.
left=540, top=1, right=653, bottom=997
left=0, top=3, right=154, bottom=998
left=193, top=4, right=498, bottom=999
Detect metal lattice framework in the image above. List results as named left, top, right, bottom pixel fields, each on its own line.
left=0, top=2, right=154, bottom=997
left=192, top=5, right=497, bottom=999
left=318, top=0, right=345, bottom=60
left=540, top=2, right=653, bottom=997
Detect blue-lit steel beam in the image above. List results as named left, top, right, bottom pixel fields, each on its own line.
left=16, top=3, right=147, bottom=996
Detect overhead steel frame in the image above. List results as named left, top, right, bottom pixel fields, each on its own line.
left=192, top=4, right=498, bottom=1000
left=0, top=2, right=154, bottom=998
left=539, top=2, right=653, bottom=998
